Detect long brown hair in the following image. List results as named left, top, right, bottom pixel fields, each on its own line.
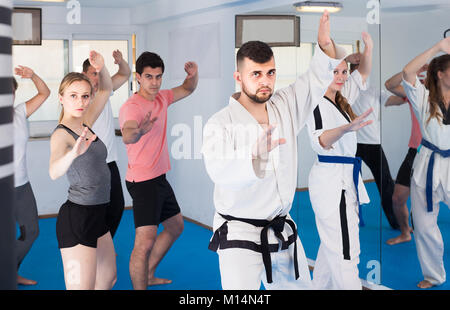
left=58, top=72, right=93, bottom=123
left=336, top=91, right=357, bottom=121
left=425, top=54, right=450, bottom=124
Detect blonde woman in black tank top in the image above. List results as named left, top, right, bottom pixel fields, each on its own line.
left=49, top=51, right=115, bottom=290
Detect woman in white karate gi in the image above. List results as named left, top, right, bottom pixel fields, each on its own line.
left=401, top=37, right=450, bottom=289
left=306, top=32, right=374, bottom=290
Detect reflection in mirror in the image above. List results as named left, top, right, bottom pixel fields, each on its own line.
left=380, top=0, right=450, bottom=290
left=242, top=0, right=384, bottom=289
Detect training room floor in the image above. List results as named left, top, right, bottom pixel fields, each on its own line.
left=293, top=182, right=450, bottom=290
left=18, top=211, right=222, bottom=290
left=17, top=182, right=450, bottom=290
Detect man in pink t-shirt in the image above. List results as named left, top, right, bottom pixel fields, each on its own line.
left=119, top=52, right=198, bottom=290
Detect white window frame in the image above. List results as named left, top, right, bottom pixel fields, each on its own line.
left=24, top=33, right=133, bottom=138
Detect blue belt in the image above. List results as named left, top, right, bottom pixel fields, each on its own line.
left=318, top=155, right=365, bottom=227
left=420, top=139, right=450, bottom=212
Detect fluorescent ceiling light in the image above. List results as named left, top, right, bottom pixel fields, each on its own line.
left=293, top=1, right=343, bottom=13
left=26, top=0, right=66, bottom=2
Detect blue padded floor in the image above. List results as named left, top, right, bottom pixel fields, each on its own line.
left=293, top=182, right=450, bottom=290
left=18, top=210, right=221, bottom=290
left=17, top=182, right=450, bottom=290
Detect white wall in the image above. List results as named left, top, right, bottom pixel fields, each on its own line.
left=13, top=4, right=147, bottom=55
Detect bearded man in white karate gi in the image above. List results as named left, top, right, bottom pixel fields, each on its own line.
left=202, top=11, right=348, bottom=290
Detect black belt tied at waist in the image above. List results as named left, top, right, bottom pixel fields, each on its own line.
left=208, top=213, right=299, bottom=284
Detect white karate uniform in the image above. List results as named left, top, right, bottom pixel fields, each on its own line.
left=402, top=76, right=450, bottom=286
left=13, top=102, right=30, bottom=187
left=306, top=70, right=370, bottom=290
left=202, top=44, right=347, bottom=290
left=351, top=86, right=391, bottom=145
left=91, top=94, right=118, bottom=164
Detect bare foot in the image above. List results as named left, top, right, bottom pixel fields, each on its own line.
left=17, top=275, right=37, bottom=286
left=417, top=280, right=434, bottom=289
left=148, top=277, right=172, bottom=286
left=386, top=233, right=412, bottom=245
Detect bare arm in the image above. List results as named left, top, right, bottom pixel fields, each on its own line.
left=171, top=61, right=199, bottom=103
left=356, top=32, right=373, bottom=83
left=318, top=108, right=373, bottom=149
left=84, top=51, right=113, bottom=126
left=385, top=95, right=406, bottom=107
left=111, top=49, right=131, bottom=91
left=121, top=111, right=158, bottom=144
left=49, top=127, right=96, bottom=180
left=121, top=120, right=141, bottom=145
left=403, top=37, right=450, bottom=85
left=385, top=72, right=406, bottom=97
left=317, top=10, right=337, bottom=59
left=385, top=64, right=429, bottom=98
left=15, top=66, right=51, bottom=118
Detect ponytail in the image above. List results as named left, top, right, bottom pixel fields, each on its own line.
left=335, top=91, right=357, bottom=121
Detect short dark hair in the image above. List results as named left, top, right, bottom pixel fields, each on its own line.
left=82, top=58, right=91, bottom=73
left=236, top=41, right=273, bottom=69
left=136, top=52, right=165, bottom=75
left=12, top=77, right=18, bottom=92
left=349, top=63, right=359, bottom=73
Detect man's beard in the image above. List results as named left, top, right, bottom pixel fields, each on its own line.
left=241, top=84, right=273, bottom=104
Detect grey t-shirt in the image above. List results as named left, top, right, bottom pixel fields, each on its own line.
left=55, top=124, right=111, bottom=205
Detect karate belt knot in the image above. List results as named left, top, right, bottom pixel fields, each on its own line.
left=208, top=214, right=299, bottom=284
left=318, top=154, right=365, bottom=227
left=421, top=138, right=450, bottom=212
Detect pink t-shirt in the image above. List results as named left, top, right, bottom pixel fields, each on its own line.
left=407, top=100, right=422, bottom=149
left=119, top=90, right=174, bottom=182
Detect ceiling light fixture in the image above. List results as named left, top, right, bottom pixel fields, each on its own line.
left=27, top=0, right=66, bottom=3
left=293, top=1, right=343, bottom=13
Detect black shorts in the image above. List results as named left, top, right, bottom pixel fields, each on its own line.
left=395, top=147, right=418, bottom=187
left=126, top=174, right=181, bottom=228
left=56, top=200, right=109, bottom=249
left=106, top=161, right=125, bottom=236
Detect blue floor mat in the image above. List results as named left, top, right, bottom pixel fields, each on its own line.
left=293, top=182, right=450, bottom=290
left=17, top=182, right=450, bottom=290
left=292, top=182, right=382, bottom=287
left=18, top=210, right=221, bottom=290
